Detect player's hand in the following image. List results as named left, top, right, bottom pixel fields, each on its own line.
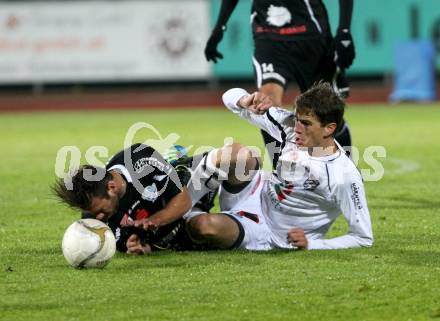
left=287, top=228, right=308, bottom=250
left=334, top=29, right=355, bottom=69
left=126, top=234, right=152, bottom=255
left=134, top=218, right=159, bottom=232
left=238, top=92, right=273, bottom=114
left=205, top=27, right=224, bottom=63
left=95, top=213, right=106, bottom=221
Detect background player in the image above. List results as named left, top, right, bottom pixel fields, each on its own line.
left=205, top=0, right=356, bottom=165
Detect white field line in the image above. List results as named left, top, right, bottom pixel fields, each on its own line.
left=385, top=158, right=421, bottom=175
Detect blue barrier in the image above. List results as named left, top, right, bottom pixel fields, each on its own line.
left=390, top=41, right=436, bottom=102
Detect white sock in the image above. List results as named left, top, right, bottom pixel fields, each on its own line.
left=187, top=149, right=227, bottom=207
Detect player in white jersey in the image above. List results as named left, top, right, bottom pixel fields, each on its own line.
left=185, top=82, right=373, bottom=250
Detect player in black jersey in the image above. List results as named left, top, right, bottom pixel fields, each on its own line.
left=54, top=143, right=205, bottom=254
left=205, top=0, right=356, bottom=166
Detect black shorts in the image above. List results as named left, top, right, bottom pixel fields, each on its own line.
left=252, top=36, right=337, bottom=92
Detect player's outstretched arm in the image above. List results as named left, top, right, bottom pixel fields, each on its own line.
left=204, top=0, right=239, bottom=63
left=133, top=188, right=192, bottom=232
left=222, top=88, right=294, bottom=142
left=307, top=177, right=373, bottom=250
left=237, top=91, right=273, bottom=115
left=334, top=0, right=355, bottom=69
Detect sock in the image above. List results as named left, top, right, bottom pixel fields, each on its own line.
left=187, top=149, right=227, bottom=207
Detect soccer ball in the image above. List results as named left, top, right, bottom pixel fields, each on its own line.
left=62, top=219, right=116, bottom=269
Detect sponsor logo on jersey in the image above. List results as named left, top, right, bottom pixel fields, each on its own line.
left=350, top=183, right=363, bottom=209
left=115, top=227, right=121, bottom=241
left=142, top=183, right=158, bottom=202
left=133, top=157, right=172, bottom=175
left=255, top=25, right=307, bottom=35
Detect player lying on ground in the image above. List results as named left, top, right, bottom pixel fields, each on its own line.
left=54, top=143, right=217, bottom=255
left=185, top=82, right=373, bottom=250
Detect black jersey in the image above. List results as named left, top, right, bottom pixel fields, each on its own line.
left=251, top=0, right=331, bottom=41
left=105, top=143, right=186, bottom=252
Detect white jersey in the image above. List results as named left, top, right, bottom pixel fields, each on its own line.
left=222, top=88, right=373, bottom=250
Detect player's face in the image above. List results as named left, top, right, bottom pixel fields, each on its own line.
left=88, top=193, right=119, bottom=222
left=294, top=112, right=327, bottom=148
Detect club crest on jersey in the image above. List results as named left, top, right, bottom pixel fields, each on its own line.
left=303, top=178, right=320, bottom=191
left=142, top=183, right=158, bottom=202
left=266, top=5, right=292, bottom=27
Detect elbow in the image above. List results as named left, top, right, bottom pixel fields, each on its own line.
left=222, top=88, right=248, bottom=108
left=221, top=89, right=233, bottom=105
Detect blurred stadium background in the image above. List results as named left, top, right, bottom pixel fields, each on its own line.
left=0, top=0, right=438, bottom=109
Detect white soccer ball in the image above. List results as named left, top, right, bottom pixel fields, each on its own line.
left=62, top=219, right=116, bottom=269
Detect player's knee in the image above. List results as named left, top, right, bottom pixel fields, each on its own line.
left=208, top=143, right=258, bottom=185
left=187, top=214, right=220, bottom=239
left=218, top=143, right=256, bottom=171
left=217, top=143, right=245, bottom=165
left=187, top=213, right=241, bottom=249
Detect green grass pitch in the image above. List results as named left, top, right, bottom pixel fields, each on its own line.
left=1, top=104, right=440, bottom=321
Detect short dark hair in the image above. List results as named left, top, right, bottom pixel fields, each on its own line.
left=295, top=82, right=345, bottom=133
left=52, top=165, right=112, bottom=211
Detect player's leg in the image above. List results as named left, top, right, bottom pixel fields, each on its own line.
left=323, top=66, right=353, bottom=151
left=171, top=153, right=218, bottom=212
left=286, top=37, right=329, bottom=92
left=186, top=213, right=243, bottom=249
left=314, top=36, right=353, bottom=151
left=252, top=40, right=289, bottom=102
left=187, top=142, right=259, bottom=206
left=186, top=210, right=272, bottom=251
left=253, top=39, right=291, bottom=168
left=334, top=120, right=352, bottom=156
left=186, top=171, right=271, bottom=250
left=186, top=148, right=271, bottom=250
left=258, top=83, right=284, bottom=169
left=213, top=142, right=259, bottom=185
left=258, top=82, right=284, bottom=107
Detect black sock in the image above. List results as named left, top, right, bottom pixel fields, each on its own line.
left=334, top=121, right=352, bottom=157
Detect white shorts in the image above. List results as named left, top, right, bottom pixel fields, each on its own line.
left=220, top=171, right=275, bottom=251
